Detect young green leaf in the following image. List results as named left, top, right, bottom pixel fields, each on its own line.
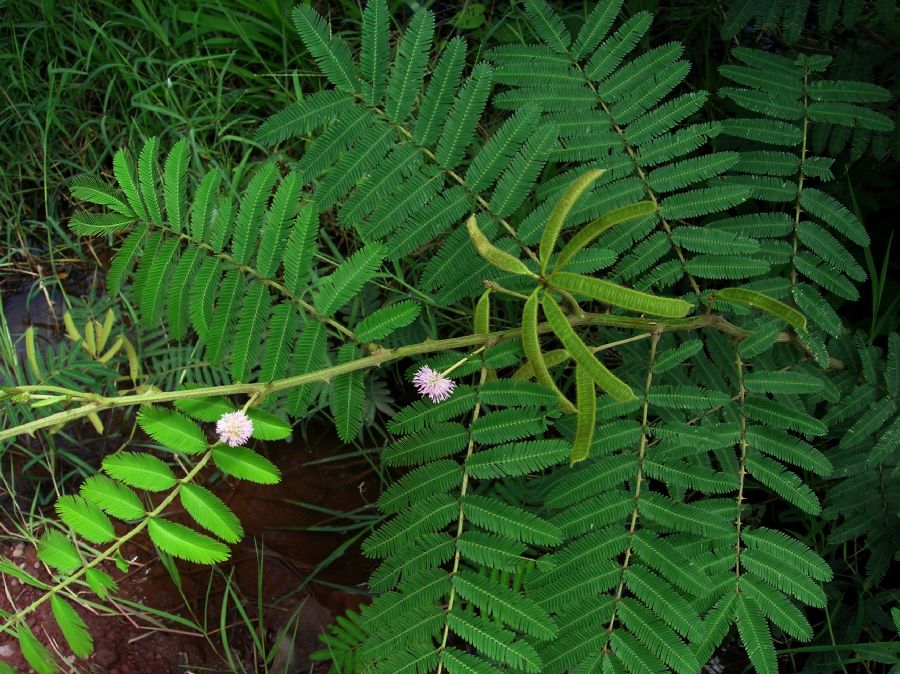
left=539, top=169, right=606, bottom=274
left=572, top=364, right=596, bottom=464
left=549, top=271, right=692, bottom=317
left=521, top=290, right=576, bottom=414
left=542, top=294, right=636, bottom=402
left=466, top=214, right=535, bottom=277
left=715, top=287, right=807, bottom=332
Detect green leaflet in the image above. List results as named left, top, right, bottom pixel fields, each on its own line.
left=522, top=0, right=571, bottom=54
left=85, top=568, right=118, bottom=601
left=231, top=162, right=279, bottom=266
left=283, top=202, right=318, bottom=297
left=174, top=395, right=234, bottom=422
left=542, top=294, right=636, bottom=402
left=734, top=594, right=778, bottom=674
left=163, top=138, right=189, bottom=232
left=231, top=283, right=271, bottom=382
left=36, top=530, right=80, bottom=574
left=386, top=8, right=434, bottom=123
left=453, top=569, right=558, bottom=639
left=80, top=475, right=144, bottom=520
left=314, top=243, right=386, bottom=317
left=245, top=407, right=292, bottom=440
left=102, top=452, right=176, bottom=492
left=414, top=37, right=466, bottom=145
left=356, top=301, right=421, bottom=342
left=539, top=168, right=606, bottom=274
left=549, top=271, right=692, bottom=317
left=257, top=172, right=302, bottom=278
left=138, top=136, right=163, bottom=223
left=69, top=175, right=131, bottom=217
left=147, top=517, right=230, bottom=564
left=137, top=406, right=207, bottom=455
left=55, top=495, right=115, bottom=544
left=112, top=148, right=148, bottom=221
left=50, top=595, right=93, bottom=658
left=254, top=91, right=352, bottom=145
left=436, top=63, right=493, bottom=170
left=180, top=483, right=244, bottom=543
left=18, top=624, right=57, bottom=674
left=360, top=0, right=389, bottom=104
left=291, top=5, right=358, bottom=93
left=69, top=212, right=134, bottom=236
left=332, top=344, right=366, bottom=442
left=212, top=445, right=281, bottom=484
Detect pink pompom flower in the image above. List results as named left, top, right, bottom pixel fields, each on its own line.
left=413, top=365, right=456, bottom=403
left=216, top=410, right=254, bottom=447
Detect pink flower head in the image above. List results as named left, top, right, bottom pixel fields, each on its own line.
left=216, top=410, right=253, bottom=447
left=413, top=365, right=456, bottom=403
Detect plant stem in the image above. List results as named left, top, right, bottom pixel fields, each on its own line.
left=0, top=313, right=748, bottom=443
left=734, top=350, right=748, bottom=581
left=435, top=364, right=488, bottom=673
left=604, top=332, right=660, bottom=646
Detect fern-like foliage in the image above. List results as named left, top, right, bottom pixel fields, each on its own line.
left=721, top=0, right=896, bottom=45
left=35, top=1, right=896, bottom=673
left=716, top=48, right=893, bottom=361
left=359, top=376, right=566, bottom=673
left=67, top=138, right=415, bottom=438
left=823, top=332, right=899, bottom=586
